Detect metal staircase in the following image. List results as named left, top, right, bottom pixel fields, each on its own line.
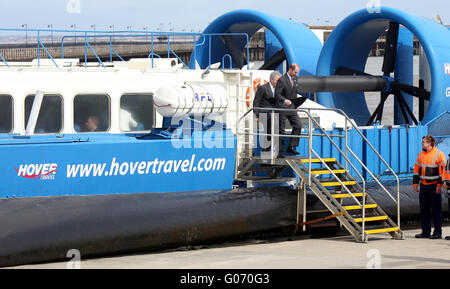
left=235, top=106, right=404, bottom=243
left=286, top=157, right=402, bottom=242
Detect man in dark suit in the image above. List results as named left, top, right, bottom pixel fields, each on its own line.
left=275, top=63, right=307, bottom=156
left=253, top=71, right=282, bottom=151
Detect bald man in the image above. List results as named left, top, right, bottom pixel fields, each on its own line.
left=274, top=63, right=307, bottom=156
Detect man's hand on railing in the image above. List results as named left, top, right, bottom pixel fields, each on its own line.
left=284, top=99, right=292, bottom=106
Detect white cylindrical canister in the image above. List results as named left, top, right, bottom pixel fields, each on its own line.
left=154, top=84, right=228, bottom=117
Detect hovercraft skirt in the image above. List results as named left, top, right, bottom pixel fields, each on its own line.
left=0, top=187, right=297, bottom=267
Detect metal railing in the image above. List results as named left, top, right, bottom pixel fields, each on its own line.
left=236, top=107, right=365, bottom=205
left=0, top=28, right=250, bottom=70
left=222, top=54, right=233, bottom=69
left=236, top=106, right=401, bottom=240
left=0, top=53, right=8, bottom=67
left=192, top=33, right=250, bottom=70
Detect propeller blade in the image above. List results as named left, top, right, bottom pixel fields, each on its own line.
left=334, top=66, right=372, bottom=76
left=259, top=48, right=286, bottom=70
left=418, top=79, right=425, bottom=121
left=367, top=91, right=391, bottom=125
left=392, top=82, right=431, bottom=100
left=395, top=92, right=411, bottom=125
left=376, top=95, right=387, bottom=123
left=382, top=22, right=399, bottom=76
left=220, top=35, right=247, bottom=68
left=396, top=91, right=419, bottom=125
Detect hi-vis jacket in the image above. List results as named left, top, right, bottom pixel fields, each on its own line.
left=413, top=147, right=446, bottom=188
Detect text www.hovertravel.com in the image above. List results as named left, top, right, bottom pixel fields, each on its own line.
left=66, top=154, right=226, bottom=178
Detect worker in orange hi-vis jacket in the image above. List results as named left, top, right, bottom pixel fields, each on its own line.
left=413, top=135, right=447, bottom=239
left=444, top=157, right=450, bottom=241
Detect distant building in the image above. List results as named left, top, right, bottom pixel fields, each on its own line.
left=306, top=25, right=422, bottom=56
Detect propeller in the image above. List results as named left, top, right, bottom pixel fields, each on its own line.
left=220, top=34, right=287, bottom=70
left=335, top=21, right=430, bottom=126
left=334, top=66, right=371, bottom=76
left=220, top=35, right=247, bottom=69
left=258, top=48, right=286, bottom=70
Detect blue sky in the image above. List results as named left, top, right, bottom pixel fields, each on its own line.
left=0, top=0, right=448, bottom=32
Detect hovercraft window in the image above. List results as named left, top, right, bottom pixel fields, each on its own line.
left=25, top=94, right=63, bottom=134
left=120, top=94, right=154, bottom=132
left=0, top=94, right=12, bottom=133
left=74, top=94, right=110, bottom=133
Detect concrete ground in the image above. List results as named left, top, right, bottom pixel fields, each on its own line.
left=11, top=224, right=450, bottom=269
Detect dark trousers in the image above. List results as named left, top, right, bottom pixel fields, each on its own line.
left=419, top=183, right=442, bottom=236
left=278, top=100, right=303, bottom=151
left=258, top=112, right=275, bottom=149
left=448, top=189, right=450, bottom=217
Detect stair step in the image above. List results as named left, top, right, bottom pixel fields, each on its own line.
left=332, top=192, right=366, bottom=199
left=343, top=204, right=378, bottom=210
left=310, top=169, right=346, bottom=175
left=238, top=177, right=297, bottom=185
left=238, top=175, right=292, bottom=181
left=246, top=165, right=286, bottom=171
left=300, top=158, right=336, bottom=163
left=365, top=227, right=399, bottom=235
left=321, top=181, right=356, bottom=187
left=354, top=216, right=388, bottom=222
